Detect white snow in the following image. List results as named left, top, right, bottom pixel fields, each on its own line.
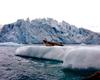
left=0, top=42, right=22, bottom=46
left=16, top=45, right=100, bottom=69
left=0, top=25, right=3, bottom=30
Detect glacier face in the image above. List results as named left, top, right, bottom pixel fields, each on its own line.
left=0, top=18, right=100, bottom=44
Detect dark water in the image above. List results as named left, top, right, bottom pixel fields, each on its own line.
left=0, top=46, right=99, bottom=80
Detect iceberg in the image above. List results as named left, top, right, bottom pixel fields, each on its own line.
left=16, top=45, right=100, bottom=69
left=16, top=46, right=72, bottom=61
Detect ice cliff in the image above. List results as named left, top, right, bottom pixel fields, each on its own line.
left=0, top=18, right=100, bottom=44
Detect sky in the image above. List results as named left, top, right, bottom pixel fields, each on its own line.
left=0, top=0, right=100, bottom=32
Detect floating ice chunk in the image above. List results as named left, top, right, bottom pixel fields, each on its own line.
left=63, top=46, right=100, bottom=69
left=16, top=46, right=71, bottom=61
left=16, top=45, right=100, bottom=69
